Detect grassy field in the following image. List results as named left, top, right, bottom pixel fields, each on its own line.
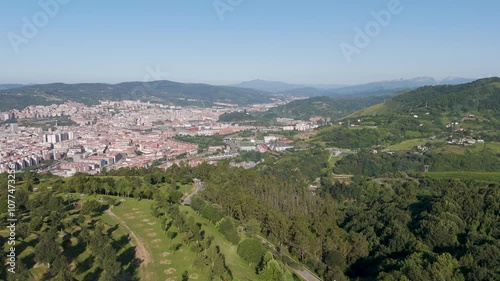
left=423, top=172, right=500, bottom=182
left=347, top=103, right=388, bottom=118
left=328, top=156, right=340, bottom=168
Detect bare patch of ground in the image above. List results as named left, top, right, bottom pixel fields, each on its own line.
left=164, top=268, right=176, bottom=275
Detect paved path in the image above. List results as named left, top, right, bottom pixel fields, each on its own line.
left=183, top=179, right=205, bottom=205
left=255, top=234, right=323, bottom=281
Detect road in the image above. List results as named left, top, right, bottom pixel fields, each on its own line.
left=254, top=234, right=323, bottom=281
left=183, top=179, right=205, bottom=205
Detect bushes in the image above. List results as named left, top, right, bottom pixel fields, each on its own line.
left=193, top=197, right=225, bottom=224
left=237, top=238, right=266, bottom=264
left=81, top=200, right=101, bottom=216
left=217, top=218, right=240, bottom=245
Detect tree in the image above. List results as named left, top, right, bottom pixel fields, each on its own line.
left=182, top=270, right=189, bottom=281
left=168, top=190, right=183, bottom=204
left=217, top=218, right=240, bottom=245
left=81, top=200, right=101, bottom=216
left=259, top=258, right=284, bottom=281
left=16, top=223, right=29, bottom=241
left=6, top=260, right=32, bottom=281
left=52, top=256, right=74, bottom=281
left=237, top=239, right=266, bottom=265
left=29, top=216, right=43, bottom=232
left=100, top=245, right=121, bottom=281
left=246, top=219, right=261, bottom=236
left=167, top=231, right=177, bottom=244
left=208, top=247, right=232, bottom=281
left=35, top=231, right=59, bottom=268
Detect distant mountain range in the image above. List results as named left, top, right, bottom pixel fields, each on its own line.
left=230, top=79, right=345, bottom=93
left=220, top=77, right=500, bottom=123
left=0, top=77, right=483, bottom=112
left=232, top=77, right=476, bottom=97
left=0, top=81, right=273, bottom=111
left=0, top=84, right=29, bottom=90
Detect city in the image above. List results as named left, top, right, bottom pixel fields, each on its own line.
left=0, top=99, right=321, bottom=176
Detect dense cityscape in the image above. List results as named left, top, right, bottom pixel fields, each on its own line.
left=0, top=99, right=321, bottom=176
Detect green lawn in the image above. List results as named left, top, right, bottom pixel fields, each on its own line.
left=347, top=103, right=389, bottom=118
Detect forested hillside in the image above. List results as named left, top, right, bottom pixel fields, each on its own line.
left=219, top=95, right=390, bottom=123
left=0, top=81, right=273, bottom=110
left=264, top=96, right=390, bottom=120
left=388, top=77, right=500, bottom=115
left=185, top=160, right=499, bottom=280
left=1, top=146, right=499, bottom=281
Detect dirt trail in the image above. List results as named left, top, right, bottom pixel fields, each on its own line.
left=105, top=209, right=153, bottom=280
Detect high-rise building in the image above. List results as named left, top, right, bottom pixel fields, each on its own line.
left=9, top=123, right=18, bottom=133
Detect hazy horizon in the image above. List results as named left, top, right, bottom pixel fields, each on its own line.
left=1, top=75, right=497, bottom=88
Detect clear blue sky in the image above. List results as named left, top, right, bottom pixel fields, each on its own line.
left=1, top=0, right=499, bottom=85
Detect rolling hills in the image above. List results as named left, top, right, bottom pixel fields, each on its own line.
left=263, top=95, right=390, bottom=120
left=218, top=95, right=390, bottom=123
left=0, top=80, right=274, bottom=110
left=232, top=77, right=475, bottom=97
left=349, top=77, right=500, bottom=117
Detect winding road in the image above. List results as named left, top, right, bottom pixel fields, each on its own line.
left=182, top=179, right=205, bottom=205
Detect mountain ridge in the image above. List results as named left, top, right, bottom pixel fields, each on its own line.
left=0, top=80, right=274, bottom=111
left=232, top=77, right=476, bottom=97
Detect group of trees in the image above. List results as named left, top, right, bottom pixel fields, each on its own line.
left=0, top=172, right=130, bottom=281
left=191, top=194, right=293, bottom=280
left=389, top=77, right=500, bottom=116
left=315, top=128, right=390, bottom=149
left=3, top=139, right=499, bottom=281
left=151, top=191, right=235, bottom=280
left=175, top=158, right=500, bottom=280
left=334, top=148, right=500, bottom=177
left=174, top=135, right=225, bottom=151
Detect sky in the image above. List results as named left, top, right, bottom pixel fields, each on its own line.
left=1, top=0, right=499, bottom=85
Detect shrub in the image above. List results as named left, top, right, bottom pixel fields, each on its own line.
left=237, top=238, right=266, bottom=264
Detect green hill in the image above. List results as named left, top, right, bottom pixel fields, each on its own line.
left=0, top=80, right=273, bottom=110
left=349, top=77, right=500, bottom=117
left=217, top=95, right=390, bottom=124
left=265, top=96, right=390, bottom=120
